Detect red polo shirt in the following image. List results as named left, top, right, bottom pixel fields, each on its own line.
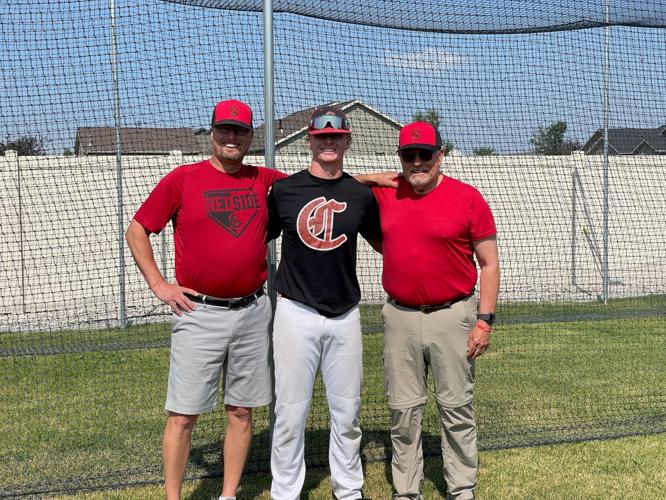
left=373, top=176, right=496, bottom=306
left=134, top=160, right=286, bottom=298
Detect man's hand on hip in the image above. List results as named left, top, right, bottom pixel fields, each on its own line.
left=151, top=281, right=198, bottom=316
left=467, top=326, right=491, bottom=359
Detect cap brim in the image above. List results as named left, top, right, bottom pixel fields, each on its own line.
left=211, top=119, right=252, bottom=130
left=308, top=128, right=351, bottom=135
left=397, top=144, right=440, bottom=152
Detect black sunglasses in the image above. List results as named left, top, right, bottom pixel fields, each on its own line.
left=399, top=149, right=436, bottom=162
left=309, top=115, right=350, bottom=131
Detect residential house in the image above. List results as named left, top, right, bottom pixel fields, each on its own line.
left=249, top=99, right=403, bottom=157
left=583, top=124, right=666, bottom=155
left=74, top=127, right=209, bottom=156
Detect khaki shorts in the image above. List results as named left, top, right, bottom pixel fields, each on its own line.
left=382, top=295, right=477, bottom=409
left=165, top=294, right=272, bottom=414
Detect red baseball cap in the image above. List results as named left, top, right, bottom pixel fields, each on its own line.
left=308, top=106, right=352, bottom=135
left=211, top=99, right=253, bottom=129
left=398, top=121, right=442, bottom=152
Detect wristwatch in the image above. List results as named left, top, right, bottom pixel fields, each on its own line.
left=476, top=313, right=496, bottom=326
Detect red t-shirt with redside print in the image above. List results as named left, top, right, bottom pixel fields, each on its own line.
left=134, top=160, right=286, bottom=298
left=372, top=176, right=496, bottom=306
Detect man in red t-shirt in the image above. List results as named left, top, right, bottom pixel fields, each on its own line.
left=372, top=122, right=500, bottom=500
left=126, top=100, right=285, bottom=500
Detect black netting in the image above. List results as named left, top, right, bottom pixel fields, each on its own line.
left=169, top=0, right=666, bottom=33
left=1, top=0, right=665, bottom=495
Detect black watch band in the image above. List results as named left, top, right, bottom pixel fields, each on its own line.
left=476, top=313, right=496, bottom=326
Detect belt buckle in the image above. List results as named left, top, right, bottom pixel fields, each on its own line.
left=420, top=302, right=452, bottom=314
left=228, top=298, right=243, bottom=309
left=236, top=296, right=251, bottom=308
left=230, top=293, right=255, bottom=309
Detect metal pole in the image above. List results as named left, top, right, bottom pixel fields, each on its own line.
left=161, top=231, right=168, bottom=279
left=571, top=168, right=577, bottom=287
left=17, top=154, right=26, bottom=313
left=602, top=0, right=610, bottom=304
left=264, top=0, right=276, bottom=307
left=110, top=0, right=127, bottom=328
left=263, top=0, right=276, bottom=441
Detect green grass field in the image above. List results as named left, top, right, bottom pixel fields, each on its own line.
left=1, top=296, right=664, bottom=496
left=51, top=433, right=666, bottom=499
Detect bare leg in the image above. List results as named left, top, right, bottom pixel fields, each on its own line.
left=221, top=404, right=253, bottom=497
left=163, top=412, right=199, bottom=500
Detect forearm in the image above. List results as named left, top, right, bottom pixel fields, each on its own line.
left=125, top=219, right=165, bottom=291
left=354, top=173, right=378, bottom=185
left=478, top=262, right=499, bottom=314
left=354, top=171, right=399, bottom=188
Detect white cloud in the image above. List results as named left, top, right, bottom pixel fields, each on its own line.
left=382, top=49, right=464, bottom=70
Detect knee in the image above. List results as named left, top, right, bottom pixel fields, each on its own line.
left=226, top=405, right=253, bottom=431
left=391, top=406, right=423, bottom=439
left=166, top=412, right=198, bottom=435
left=437, top=401, right=476, bottom=432
left=327, top=395, right=361, bottom=436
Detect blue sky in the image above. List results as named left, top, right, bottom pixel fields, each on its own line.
left=1, top=0, right=665, bottom=154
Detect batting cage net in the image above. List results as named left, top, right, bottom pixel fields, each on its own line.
left=1, top=0, right=665, bottom=495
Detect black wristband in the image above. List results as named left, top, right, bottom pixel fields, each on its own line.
left=476, top=313, right=496, bottom=326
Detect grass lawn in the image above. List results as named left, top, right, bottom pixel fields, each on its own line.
left=0, top=297, right=664, bottom=496
left=51, top=433, right=666, bottom=499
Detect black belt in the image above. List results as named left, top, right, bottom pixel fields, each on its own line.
left=186, top=288, right=264, bottom=309
left=388, top=293, right=473, bottom=314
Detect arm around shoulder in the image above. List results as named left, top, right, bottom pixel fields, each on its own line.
left=354, top=171, right=401, bottom=188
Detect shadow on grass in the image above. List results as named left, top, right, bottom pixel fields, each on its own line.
left=182, top=429, right=446, bottom=500
left=183, top=425, right=451, bottom=499
left=377, top=433, right=449, bottom=499
left=185, top=428, right=334, bottom=499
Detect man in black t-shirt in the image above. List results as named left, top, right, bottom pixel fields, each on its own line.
left=268, top=106, right=381, bottom=500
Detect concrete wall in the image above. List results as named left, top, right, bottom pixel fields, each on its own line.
left=1, top=151, right=665, bottom=331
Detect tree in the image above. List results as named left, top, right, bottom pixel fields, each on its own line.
left=412, top=109, right=454, bottom=151
left=63, top=148, right=73, bottom=157
left=560, top=138, right=582, bottom=155
left=529, top=121, right=580, bottom=155
left=473, top=147, right=495, bottom=156
left=413, top=108, right=441, bottom=131
left=0, top=135, right=46, bottom=156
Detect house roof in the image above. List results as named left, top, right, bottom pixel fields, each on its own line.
left=249, top=99, right=403, bottom=153
left=74, top=127, right=209, bottom=155
left=582, top=125, right=666, bottom=154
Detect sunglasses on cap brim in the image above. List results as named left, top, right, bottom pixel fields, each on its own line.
left=309, top=115, right=350, bottom=131
left=398, top=149, right=437, bottom=162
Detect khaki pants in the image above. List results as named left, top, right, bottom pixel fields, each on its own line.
left=383, top=297, right=478, bottom=500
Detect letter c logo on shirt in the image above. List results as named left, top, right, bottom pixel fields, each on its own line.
left=296, top=197, right=348, bottom=251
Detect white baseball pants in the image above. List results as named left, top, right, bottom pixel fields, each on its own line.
left=270, top=296, right=364, bottom=500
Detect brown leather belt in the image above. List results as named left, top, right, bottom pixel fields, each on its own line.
left=388, top=292, right=473, bottom=314
left=185, top=288, right=264, bottom=309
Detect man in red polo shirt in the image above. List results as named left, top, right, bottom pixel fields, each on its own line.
left=372, top=122, right=500, bottom=500
left=126, top=99, right=286, bottom=500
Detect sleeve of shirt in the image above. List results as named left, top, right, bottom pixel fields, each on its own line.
left=133, top=167, right=183, bottom=234
left=258, top=166, right=288, bottom=188
left=469, top=189, right=497, bottom=241
left=266, top=185, right=283, bottom=241
left=267, top=168, right=288, bottom=184
left=359, top=191, right=382, bottom=241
